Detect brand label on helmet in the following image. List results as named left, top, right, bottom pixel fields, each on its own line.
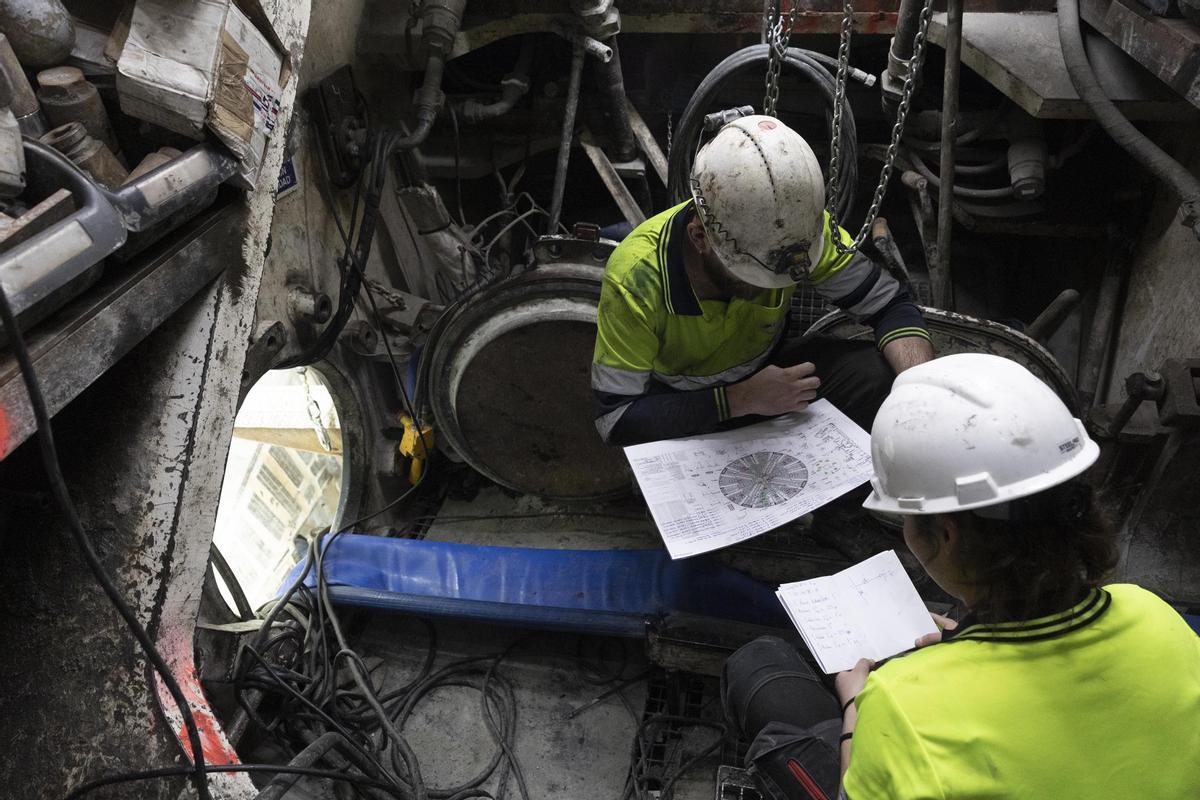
left=758, top=120, right=777, bottom=131
left=1058, top=437, right=1081, bottom=454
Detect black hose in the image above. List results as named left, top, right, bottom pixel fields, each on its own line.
left=593, top=38, right=638, bottom=162
left=1057, top=0, right=1200, bottom=238
left=666, top=44, right=859, bottom=221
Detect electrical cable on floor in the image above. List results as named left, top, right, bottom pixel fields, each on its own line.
left=228, top=528, right=535, bottom=800
left=0, top=284, right=214, bottom=799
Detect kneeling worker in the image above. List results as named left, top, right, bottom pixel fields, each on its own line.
left=722, top=353, right=1200, bottom=799
left=591, top=115, right=933, bottom=446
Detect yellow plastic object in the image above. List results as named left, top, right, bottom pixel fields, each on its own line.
left=399, top=414, right=434, bottom=484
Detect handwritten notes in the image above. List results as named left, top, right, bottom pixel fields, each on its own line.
left=776, top=550, right=938, bottom=673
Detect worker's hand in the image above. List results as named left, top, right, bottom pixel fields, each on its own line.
left=835, top=658, right=875, bottom=709
left=914, top=612, right=958, bottom=649
left=726, top=363, right=821, bottom=418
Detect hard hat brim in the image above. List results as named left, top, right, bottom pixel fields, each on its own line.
left=861, top=419, right=1100, bottom=516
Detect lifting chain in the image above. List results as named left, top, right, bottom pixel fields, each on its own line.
left=763, top=1, right=801, bottom=118
left=825, top=0, right=937, bottom=254
left=299, top=367, right=333, bottom=453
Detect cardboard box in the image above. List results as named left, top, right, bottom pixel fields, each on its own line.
left=115, top=0, right=291, bottom=188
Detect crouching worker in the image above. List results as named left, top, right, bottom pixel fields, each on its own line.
left=721, top=353, right=1200, bottom=799
left=591, top=115, right=932, bottom=446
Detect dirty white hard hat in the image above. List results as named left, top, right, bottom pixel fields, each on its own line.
left=862, top=353, right=1100, bottom=516
left=689, top=115, right=826, bottom=289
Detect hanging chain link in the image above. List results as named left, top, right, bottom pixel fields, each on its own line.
left=763, top=1, right=801, bottom=118
left=666, top=109, right=674, bottom=160
left=825, top=0, right=936, bottom=255
left=300, top=367, right=333, bottom=453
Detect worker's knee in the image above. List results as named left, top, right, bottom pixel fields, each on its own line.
left=722, top=636, right=831, bottom=741
left=815, top=341, right=894, bottom=429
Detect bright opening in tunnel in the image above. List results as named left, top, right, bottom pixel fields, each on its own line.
left=211, top=367, right=344, bottom=615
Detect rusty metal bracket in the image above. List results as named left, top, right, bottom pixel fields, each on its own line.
left=238, top=320, right=288, bottom=406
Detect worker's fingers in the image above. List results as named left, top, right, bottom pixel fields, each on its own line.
left=914, top=631, right=943, bottom=649
left=930, top=612, right=958, bottom=631
left=787, top=375, right=821, bottom=393
left=780, top=362, right=817, bottom=379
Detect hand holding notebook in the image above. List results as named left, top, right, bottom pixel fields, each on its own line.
left=776, top=550, right=939, bottom=674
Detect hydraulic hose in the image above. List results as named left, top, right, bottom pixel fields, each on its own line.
left=667, top=44, right=861, bottom=221
left=1057, top=0, right=1200, bottom=238
left=453, top=36, right=534, bottom=124
left=907, top=149, right=1015, bottom=199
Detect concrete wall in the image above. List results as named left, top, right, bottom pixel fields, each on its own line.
left=1105, top=137, right=1200, bottom=402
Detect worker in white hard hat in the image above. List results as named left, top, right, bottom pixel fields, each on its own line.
left=721, top=354, right=1200, bottom=800
left=591, top=115, right=934, bottom=446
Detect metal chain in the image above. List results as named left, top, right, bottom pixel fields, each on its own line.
left=826, top=0, right=937, bottom=254
left=762, top=2, right=801, bottom=117
left=300, top=367, right=333, bottom=452
left=666, top=110, right=673, bottom=160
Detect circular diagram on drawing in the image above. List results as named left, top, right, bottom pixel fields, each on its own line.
left=719, top=451, right=809, bottom=508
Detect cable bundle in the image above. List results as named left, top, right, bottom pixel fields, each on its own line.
left=232, top=530, right=530, bottom=800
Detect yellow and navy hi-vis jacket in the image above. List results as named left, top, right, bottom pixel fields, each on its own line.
left=843, top=584, right=1200, bottom=799
left=591, top=201, right=929, bottom=445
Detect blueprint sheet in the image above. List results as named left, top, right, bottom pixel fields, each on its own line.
left=623, top=400, right=874, bottom=559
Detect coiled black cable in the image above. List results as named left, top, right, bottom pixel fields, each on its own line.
left=666, top=44, right=859, bottom=221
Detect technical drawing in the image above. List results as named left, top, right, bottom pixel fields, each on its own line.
left=625, top=400, right=873, bottom=558
left=719, top=451, right=809, bottom=508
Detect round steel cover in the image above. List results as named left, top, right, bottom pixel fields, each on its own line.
left=426, top=238, right=632, bottom=499
left=807, top=306, right=1080, bottom=410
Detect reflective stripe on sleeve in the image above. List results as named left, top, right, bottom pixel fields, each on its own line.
left=877, top=326, right=932, bottom=350
left=592, top=362, right=651, bottom=395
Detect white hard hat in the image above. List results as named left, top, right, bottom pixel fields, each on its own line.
left=863, top=353, right=1099, bottom=516
left=689, top=115, right=826, bottom=289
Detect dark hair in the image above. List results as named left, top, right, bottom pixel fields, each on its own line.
left=913, top=491, right=1119, bottom=623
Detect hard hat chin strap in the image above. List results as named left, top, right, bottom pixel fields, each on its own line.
left=971, top=481, right=1092, bottom=526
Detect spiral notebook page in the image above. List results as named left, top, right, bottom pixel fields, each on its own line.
left=776, top=550, right=938, bottom=674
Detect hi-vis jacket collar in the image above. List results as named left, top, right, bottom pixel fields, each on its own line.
left=657, top=203, right=704, bottom=316
left=944, top=587, right=1112, bottom=644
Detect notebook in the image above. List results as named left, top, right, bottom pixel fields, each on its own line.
left=776, top=550, right=939, bottom=674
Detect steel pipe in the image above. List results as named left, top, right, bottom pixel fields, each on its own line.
left=593, top=38, right=636, bottom=162
left=1025, top=288, right=1081, bottom=343
left=1077, top=245, right=1128, bottom=410
left=933, top=0, right=964, bottom=310
left=253, top=732, right=345, bottom=800
left=548, top=35, right=587, bottom=232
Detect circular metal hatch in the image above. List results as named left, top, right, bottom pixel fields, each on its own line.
left=426, top=237, right=632, bottom=500
left=807, top=306, right=1081, bottom=410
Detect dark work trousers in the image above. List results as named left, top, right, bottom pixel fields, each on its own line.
left=769, top=335, right=895, bottom=432
left=722, top=636, right=844, bottom=800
